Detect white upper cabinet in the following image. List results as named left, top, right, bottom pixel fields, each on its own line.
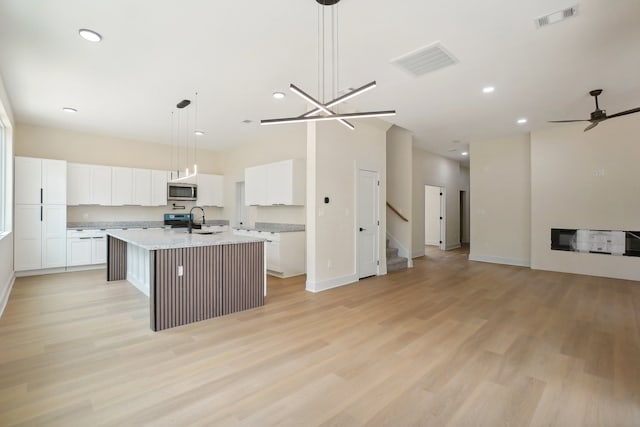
left=42, top=159, right=67, bottom=204
left=197, top=174, right=224, bottom=207
left=15, top=157, right=66, bottom=205
left=67, top=163, right=112, bottom=205
left=244, top=165, right=268, bottom=206
left=132, top=168, right=152, bottom=206
left=111, top=167, right=133, bottom=205
left=92, top=165, right=112, bottom=205
left=244, top=159, right=305, bottom=206
left=67, top=163, right=91, bottom=205
left=151, top=170, right=168, bottom=206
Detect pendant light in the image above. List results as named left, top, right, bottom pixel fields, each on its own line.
left=260, top=0, right=395, bottom=128
left=169, top=93, right=200, bottom=182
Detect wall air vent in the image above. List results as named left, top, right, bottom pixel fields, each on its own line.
left=391, top=42, right=458, bottom=77
left=535, top=5, right=579, bottom=28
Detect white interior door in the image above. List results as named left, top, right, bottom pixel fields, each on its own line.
left=235, top=181, right=248, bottom=226
left=357, top=169, right=379, bottom=279
left=424, top=185, right=441, bottom=246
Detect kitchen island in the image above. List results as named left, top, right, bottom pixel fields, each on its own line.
left=107, top=229, right=266, bottom=331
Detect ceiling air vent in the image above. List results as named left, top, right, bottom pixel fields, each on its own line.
left=391, top=42, right=458, bottom=77
left=535, top=5, right=579, bottom=28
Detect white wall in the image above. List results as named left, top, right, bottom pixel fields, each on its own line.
left=531, top=116, right=640, bottom=281
left=412, top=147, right=467, bottom=256
left=386, top=126, right=412, bottom=260
left=0, top=74, right=15, bottom=316
left=306, top=119, right=389, bottom=292
left=468, top=134, right=531, bottom=266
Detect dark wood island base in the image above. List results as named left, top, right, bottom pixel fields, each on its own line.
left=107, top=233, right=265, bottom=331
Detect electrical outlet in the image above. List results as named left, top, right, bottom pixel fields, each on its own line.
left=178, top=265, right=184, bottom=277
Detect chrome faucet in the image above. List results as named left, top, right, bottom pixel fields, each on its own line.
left=188, top=206, right=205, bottom=234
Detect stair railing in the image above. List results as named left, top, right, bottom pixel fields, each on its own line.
left=386, top=202, right=409, bottom=222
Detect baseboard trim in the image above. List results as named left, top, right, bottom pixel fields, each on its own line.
left=446, top=243, right=461, bottom=250
left=15, top=267, right=67, bottom=277
left=468, top=254, right=531, bottom=267
left=66, top=264, right=106, bottom=273
left=0, top=273, right=16, bottom=318
left=306, top=273, right=359, bottom=293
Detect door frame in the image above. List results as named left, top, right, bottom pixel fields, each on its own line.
left=355, top=166, right=381, bottom=279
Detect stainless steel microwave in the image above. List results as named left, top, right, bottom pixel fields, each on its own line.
left=167, top=183, right=197, bottom=201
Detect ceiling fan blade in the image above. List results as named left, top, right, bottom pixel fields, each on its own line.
left=583, top=122, right=599, bottom=132
left=607, top=107, right=640, bottom=119
left=548, top=119, right=590, bottom=123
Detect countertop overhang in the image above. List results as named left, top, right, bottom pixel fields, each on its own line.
left=107, top=229, right=266, bottom=250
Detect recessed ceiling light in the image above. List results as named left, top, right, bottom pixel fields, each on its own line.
left=78, top=28, right=102, bottom=43
left=194, top=130, right=205, bottom=136
left=517, top=118, right=528, bottom=124
left=272, top=92, right=286, bottom=100
left=482, top=86, right=495, bottom=94
left=62, top=107, right=78, bottom=113
left=461, top=151, right=469, bottom=156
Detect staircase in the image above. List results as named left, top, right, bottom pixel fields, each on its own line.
left=386, top=239, right=409, bottom=272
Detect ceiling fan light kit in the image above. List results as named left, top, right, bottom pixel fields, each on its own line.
left=549, top=89, right=640, bottom=132
left=260, top=0, right=395, bottom=129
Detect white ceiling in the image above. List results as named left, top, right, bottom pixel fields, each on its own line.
left=1, top=0, right=639, bottom=162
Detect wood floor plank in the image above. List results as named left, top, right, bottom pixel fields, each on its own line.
left=1, top=246, right=639, bottom=426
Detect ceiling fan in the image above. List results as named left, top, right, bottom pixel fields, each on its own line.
left=549, top=89, right=640, bottom=132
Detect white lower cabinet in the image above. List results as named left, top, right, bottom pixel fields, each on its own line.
left=67, top=230, right=108, bottom=267
left=232, top=229, right=305, bottom=277
left=15, top=204, right=67, bottom=272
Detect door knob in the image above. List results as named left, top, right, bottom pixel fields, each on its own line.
left=359, top=227, right=366, bottom=232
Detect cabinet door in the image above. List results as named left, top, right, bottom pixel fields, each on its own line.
left=42, top=204, right=67, bottom=268
left=132, top=168, right=152, bottom=206
left=67, top=238, right=93, bottom=266
left=42, top=159, right=67, bottom=205
left=197, top=174, right=224, bottom=207
left=266, top=240, right=282, bottom=273
left=92, top=236, right=107, bottom=264
left=15, top=157, right=42, bottom=204
left=245, top=165, right=267, bottom=206
left=266, top=160, right=291, bottom=205
left=14, top=205, right=42, bottom=271
left=67, top=163, right=92, bottom=205
left=92, top=165, right=112, bottom=205
left=111, top=167, right=133, bottom=205
left=151, top=170, right=168, bottom=206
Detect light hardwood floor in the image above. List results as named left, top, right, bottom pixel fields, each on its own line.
left=1, top=248, right=639, bottom=426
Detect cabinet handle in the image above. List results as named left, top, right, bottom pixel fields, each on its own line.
left=80, top=237, right=92, bottom=240
left=40, top=206, right=43, bottom=221
left=40, top=188, right=43, bottom=204
left=93, top=236, right=105, bottom=240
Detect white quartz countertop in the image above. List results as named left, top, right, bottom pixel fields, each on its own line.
left=107, top=229, right=266, bottom=250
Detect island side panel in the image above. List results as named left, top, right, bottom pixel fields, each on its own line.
left=152, top=245, right=223, bottom=331
left=107, top=236, right=127, bottom=281
left=222, top=242, right=265, bottom=315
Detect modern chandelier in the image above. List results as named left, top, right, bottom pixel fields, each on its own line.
left=169, top=93, right=202, bottom=182
left=260, top=0, right=395, bottom=129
